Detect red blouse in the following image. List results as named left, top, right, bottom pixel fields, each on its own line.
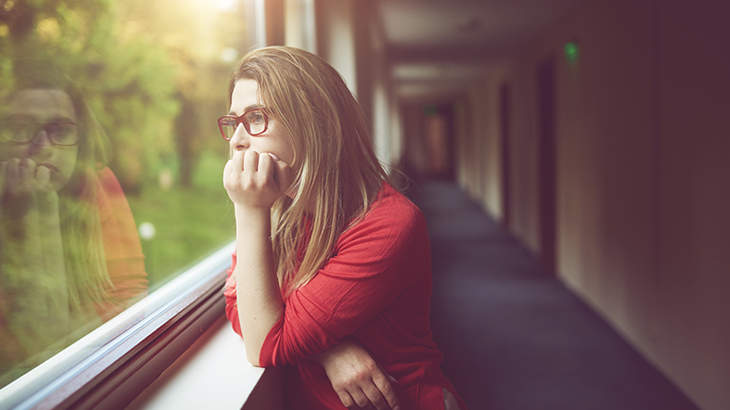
left=94, top=167, right=148, bottom=319
left=225, top=183, right=466, bottom=410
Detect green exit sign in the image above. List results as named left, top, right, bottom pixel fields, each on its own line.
left=564, top=41, right=579, bottom=63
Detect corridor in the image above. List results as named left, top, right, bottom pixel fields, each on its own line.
left=415, top=180, right=699, bottom=410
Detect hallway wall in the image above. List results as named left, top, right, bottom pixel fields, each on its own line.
left=296, top=0, right=399, bottom=166
left=455, top=1, right=730, bottom=409
left=655, top=1, right=730, bottom=405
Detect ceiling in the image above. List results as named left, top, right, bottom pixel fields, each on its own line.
left=376, top=0, right=590, bottom=103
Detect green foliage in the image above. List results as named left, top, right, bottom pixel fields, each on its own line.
left=0, top=0, right=181, bottom=192
left=0, top=0, right=246, bottom=290
left=0, top=0, right=246, bottom=277
left=1, top=0, right=247, bottom=249
left=0, top=0, right=248, bottom=192
left=127, top=149, right=235, bottom=288
left=112, top=0, right=248, bottom=188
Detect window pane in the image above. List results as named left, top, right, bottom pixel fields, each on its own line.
left=0, top=0, right=247, bottom=388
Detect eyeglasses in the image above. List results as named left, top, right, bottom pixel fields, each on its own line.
left=0, top=118, right=80, bottom=147
left=217, top=108, right=269, bottom=141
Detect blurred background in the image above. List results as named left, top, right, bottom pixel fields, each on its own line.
left=1, top=0, right=248, bottom=288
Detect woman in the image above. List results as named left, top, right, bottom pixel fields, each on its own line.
left=222, top=46, right=465, bottom=410
left=0, top=67, right=147, bottom=382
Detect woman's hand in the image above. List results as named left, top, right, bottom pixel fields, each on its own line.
left=223, top=150, right=292, bottom=209
left=0, top=158, right=57, bottom=216
left=312, top=338, right=400, bottom=410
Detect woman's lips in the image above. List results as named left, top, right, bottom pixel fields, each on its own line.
left=38, top=163, right=59, bottom=172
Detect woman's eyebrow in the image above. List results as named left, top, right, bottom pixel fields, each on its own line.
left=228, top=104, right=263, bottom=116
left=6, top=114, right=76, bottom=123
left=50, top=116, right=77, bottom=123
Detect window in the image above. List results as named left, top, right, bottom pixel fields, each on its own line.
left=0, top=0, right=251, bottom=405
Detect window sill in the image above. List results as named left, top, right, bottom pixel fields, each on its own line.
left=126, top=316, right=283, bottom=410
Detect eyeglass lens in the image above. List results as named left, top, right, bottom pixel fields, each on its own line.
left=220, top=110, right=267, bottom=140
left=1, top=119, right=79, bottom=146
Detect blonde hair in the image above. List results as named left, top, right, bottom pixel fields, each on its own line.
left=230, top=46, right=390, bottom=295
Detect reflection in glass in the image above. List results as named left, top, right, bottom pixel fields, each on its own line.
left=0, top=0, right=244, bottom=391
left=0, top=66, right=148, bottom=386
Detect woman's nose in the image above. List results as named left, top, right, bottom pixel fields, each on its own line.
left=30, top=130, right=53, bottom=150
left=229, top=125, right=250, bottom=151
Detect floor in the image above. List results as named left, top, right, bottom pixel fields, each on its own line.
left=413, top=180, right=700, bottom=410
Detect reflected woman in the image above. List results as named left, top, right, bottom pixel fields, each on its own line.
left=0, top=66, right=147, bottom=382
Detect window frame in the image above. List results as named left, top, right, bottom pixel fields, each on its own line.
left=0, top=242, right=235, bottom=410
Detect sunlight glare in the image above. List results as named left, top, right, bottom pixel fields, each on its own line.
left=217, top=0, right=237, bottom=11
left=221, top=47, right=239, bottom=63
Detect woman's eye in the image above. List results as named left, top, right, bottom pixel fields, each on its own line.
left=246, top=112, right=264, bottom=124
left=10, top=122, right=31, bottom=140
left=12, top=121, right=31, bottom=133
left=48, top=124, right=68, bottom=135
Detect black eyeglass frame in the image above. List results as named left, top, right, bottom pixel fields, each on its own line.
left=0, top=120, right=81, bottom=147
left=217, top=108, right=269, bottom=141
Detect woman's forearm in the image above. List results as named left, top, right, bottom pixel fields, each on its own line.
left=234, top=204, right=284, bottom=366
left=37, top=193, right=69, bottom=325
left=0, top=194, right=70, bottom=346
left=223, top=148, right=293, bottom=365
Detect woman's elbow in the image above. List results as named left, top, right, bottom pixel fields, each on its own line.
left=246, top=351, right=263, bottom=367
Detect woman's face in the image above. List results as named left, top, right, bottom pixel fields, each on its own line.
left=1, top=89, right=80, bottom=192
left=228, top=79, right=295, bottom=166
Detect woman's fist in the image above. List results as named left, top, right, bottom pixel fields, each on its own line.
left=0, top=158, right=57, bottom=216
left=223, top=150, right=293, bottom=209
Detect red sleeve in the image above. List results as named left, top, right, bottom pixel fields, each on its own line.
left=95, top=167, right=148, bottom=320
left=224, top=252, right=242, bottom=337
left=259, top=191, right=429, bottom=367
